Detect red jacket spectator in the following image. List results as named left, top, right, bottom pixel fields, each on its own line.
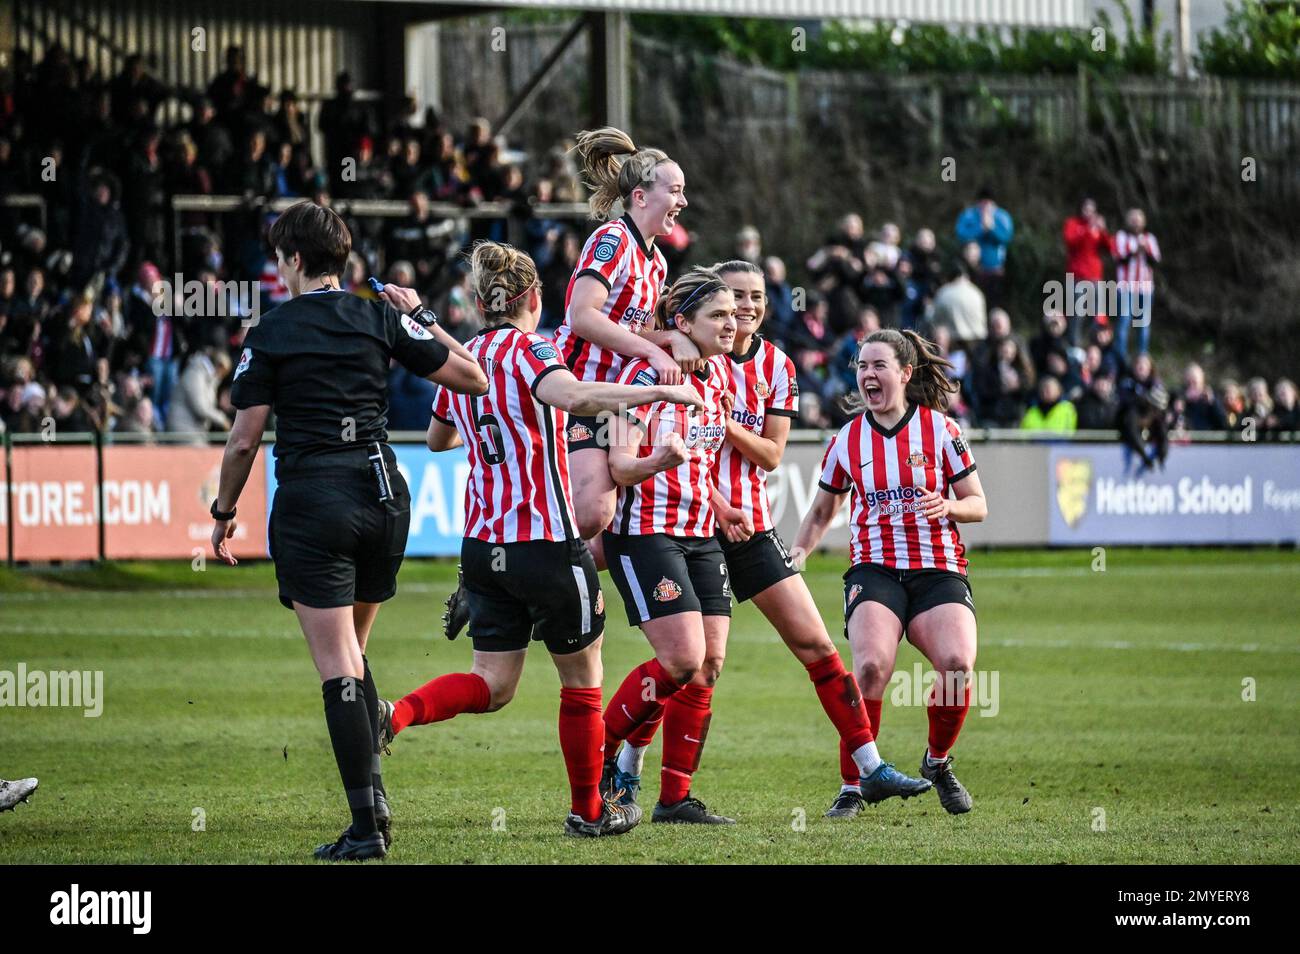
left=1062, top=199, right=1113, bottom=283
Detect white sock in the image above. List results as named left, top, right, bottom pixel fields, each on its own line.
left=924, top=749, right=945, bottom=767
left=852, top=741, right=883, bottom=777
left=840, top=783, right=861, bottom=795
left=617, top=743, right=647, bottom=776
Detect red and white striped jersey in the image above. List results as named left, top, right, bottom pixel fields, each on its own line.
left=555, top=214, right=667, bottom=383
left=818, top=404, right=977, bottom=573
left=610, top=354, right=732, bottom=538
left=431, top=327, right=576, bottom=544
left=1114, top=230, right=1161, bottom=290
left=718, top=337, right=800, bottom=532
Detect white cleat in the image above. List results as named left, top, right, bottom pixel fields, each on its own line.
left=0, top=777, right=38, bottom=812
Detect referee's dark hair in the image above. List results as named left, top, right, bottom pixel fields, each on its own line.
left=268, top=200, right=351, bottom=278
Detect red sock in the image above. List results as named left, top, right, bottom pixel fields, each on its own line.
left=839, top=697, right=885, bottom=785
left=625, top=703, right=665, bottom=748
left=603, top=658, right=680, bottom=750
left=558, top=687, right=604, bottom=823
left=807, top=652, right=873, bottom=750
left=660, top=684, right=713, bottom=805
left=391, top=672, right=490, bottom=734
left=926, top=679, right=971, bottom=760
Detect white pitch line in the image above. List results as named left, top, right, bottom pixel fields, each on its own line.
left=1, top=624, right=1297, bottom=655
left=3, top=562, right=1297, bottom=601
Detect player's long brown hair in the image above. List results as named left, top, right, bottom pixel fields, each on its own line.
left=844, top=328, right=958, bottom=414
left=654, top=266, right=728, bottom=334
left=467, top=240, right=538, bottom=327
left=572, top=126, right=672, bottom=221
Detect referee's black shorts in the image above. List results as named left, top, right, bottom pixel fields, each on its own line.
left=842, top=562, right=975, bottom=634
left=603, top=531, right=732, bottom=626
left=461, top=537, right=604, bottom=655
left=268, top=451, right=410, bottom=610
left=717, top=528, right=799, bottom=603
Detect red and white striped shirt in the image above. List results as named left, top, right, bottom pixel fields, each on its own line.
left=819, top=404, right=976, bottom=573
left=610, top=354, right=732, bottom=538
left=718, top=337, right=799, bottom=532
left=431, top=327, right=576, bottom=544
left=1114, top=230, right=1161, bottom=290
left=555, top=214, right=667, bottom=383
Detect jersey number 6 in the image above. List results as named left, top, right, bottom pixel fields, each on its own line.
left=472, top=396, right=506, bottom=466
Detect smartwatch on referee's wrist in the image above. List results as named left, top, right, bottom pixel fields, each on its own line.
left=210, top=500, right=237, bottom=521
left=409, top=306, right=439, bottom=328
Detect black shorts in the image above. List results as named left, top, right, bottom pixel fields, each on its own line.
left=564, top=413, right=614, bottom=452
left=269, top=461, right=411, bottom=611
left=603, top=531, right=732, bottom=626
left=842, top=562, right=975, bottom=633
left=717, top=529, right=798, bottom=603
left=461, top=537, right=604, bottom=655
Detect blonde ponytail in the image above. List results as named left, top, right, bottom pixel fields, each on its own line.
left=571, top=126, right=672, bottom=221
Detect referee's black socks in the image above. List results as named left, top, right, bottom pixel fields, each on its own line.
left=360, top=655, right=387, bottom=799
left=321, top=676, right=378, bottom=836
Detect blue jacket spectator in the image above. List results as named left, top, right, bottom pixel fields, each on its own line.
left=956, top=188, right=1015, bottom=274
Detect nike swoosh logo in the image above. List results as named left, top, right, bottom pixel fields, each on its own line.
left=685, top=735, right=703, bottom=744
left=621, top=704, right=633, bottom=720
left=861, top=459, right=873, bottom=467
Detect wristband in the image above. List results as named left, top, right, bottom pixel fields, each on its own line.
left=210, top=500, right=236, bottom=521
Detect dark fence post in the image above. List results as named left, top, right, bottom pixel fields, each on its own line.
left=95, top=430, right=106, bottom=563
left=4, top=430, right=13, bottom=567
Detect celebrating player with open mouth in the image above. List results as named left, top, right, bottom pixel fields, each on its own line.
left=607, top=261, right=931, bottom=814
left=375, top=242, right=704, bottom=838
left=442, top=125, right=698, bottom=638
left=600, top=267, right=751, bottom=825
left=792, top=329, right=987, bottom=818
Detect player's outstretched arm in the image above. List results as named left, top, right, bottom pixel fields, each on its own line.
left=535, top=367, right=704, bottom=417
left=789, top=486, right=848, bottom=571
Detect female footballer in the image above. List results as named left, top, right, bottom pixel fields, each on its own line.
left=599, top=267, right=752, bottom=825
left=607, top=261, right=931, bottom=815
left=791, top=329, right=987, bottom=817
left=443, top=126, right=699, bottom=638
left=376, top=241, right=705, bottom=838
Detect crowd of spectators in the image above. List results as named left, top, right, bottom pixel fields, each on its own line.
left=1, top=43, right=1294, bottom=457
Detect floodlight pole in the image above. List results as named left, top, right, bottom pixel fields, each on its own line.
left=587, top=11, right=629, bottom=130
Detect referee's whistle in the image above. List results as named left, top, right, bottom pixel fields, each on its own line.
left=367, top=277, right=385, bottom=295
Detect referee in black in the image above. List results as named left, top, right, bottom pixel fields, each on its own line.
left=210, top=200, right=486, bottom=860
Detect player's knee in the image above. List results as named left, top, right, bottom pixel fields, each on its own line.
left=662, top=655, right=702, bottom=689
left=935, top=654, right=976, bottom=676
left=700, top=655, right=726, bottom=686
left=575, top=500, right=615, bottom=540
left=483, top=679, right=518, bottom=711
left=856, top=658, right=891, bottom=692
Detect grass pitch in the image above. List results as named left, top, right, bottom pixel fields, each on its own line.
left=1, top=548, right=1296, bottom=864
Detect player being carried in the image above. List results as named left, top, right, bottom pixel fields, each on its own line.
left=443, top=125, right=697, bottom=638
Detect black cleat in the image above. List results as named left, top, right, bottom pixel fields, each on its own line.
left=313, top=826, right=387, bottom=861
left=824, top=789, right=865, bottom=819
left=920, top=754, right=973, bottom=815
left=652, top=795, right=736, bottom=825
left=0, top=777, right=38, bottom=812
left=374, top=791, right=392, bottom=849
left=442, top=566, right=470, bottom=640
left=599, top=753, right=618, bottom=800
left=564, top=797, right=644, bottom=838
left=376, top=698, right=395, bottom=753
